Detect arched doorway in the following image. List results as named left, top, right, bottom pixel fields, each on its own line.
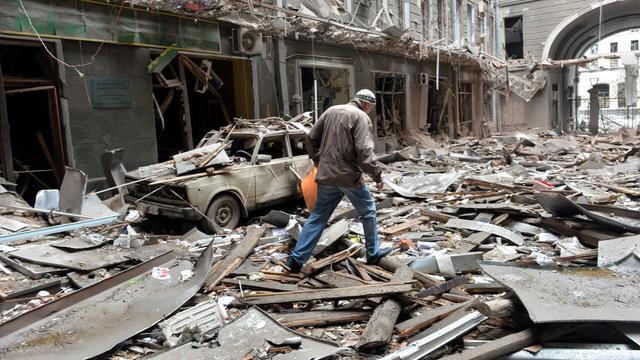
left=573, top=30, right=640, bottom=132
left=537, top=0, right=640, bottom=132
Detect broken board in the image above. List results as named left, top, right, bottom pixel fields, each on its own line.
left=8, top=244, right=132, bottom=271
left=174, top=143, right=230, bottom=175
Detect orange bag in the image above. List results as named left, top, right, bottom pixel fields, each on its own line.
left=300, top=166, right=318, bottom=211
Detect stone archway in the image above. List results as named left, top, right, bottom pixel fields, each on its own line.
left=542, top=0, right=640, bottom=61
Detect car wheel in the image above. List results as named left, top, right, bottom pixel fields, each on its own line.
left=202, top=194, right=242, bottom=234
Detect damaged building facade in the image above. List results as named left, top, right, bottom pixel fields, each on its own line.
left=0, top=0, right=499, bottom=197
left=496, top=0, right=640, bottom=132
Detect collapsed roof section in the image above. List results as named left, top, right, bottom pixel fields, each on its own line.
left=108, top=0, right=492, bottom=69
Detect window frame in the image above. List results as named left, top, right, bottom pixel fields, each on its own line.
left=295, top=59, right=355, bottom=115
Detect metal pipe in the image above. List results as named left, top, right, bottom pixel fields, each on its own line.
left=0, top=215, right=119, bottom=244
left=2, top=204, right=96, bottom=219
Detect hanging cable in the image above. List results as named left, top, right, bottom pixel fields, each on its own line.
left=18, top=0, right=85, bottom=77
left=17, top=0, right=126, bottom=78
left=598, top=3, right=603, bottom=44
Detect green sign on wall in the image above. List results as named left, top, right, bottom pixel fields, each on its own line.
left=90, top=77, right=131, bottom=109
left=0, top=0, right=221, bottom=52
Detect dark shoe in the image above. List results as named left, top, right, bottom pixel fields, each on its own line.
left=367, top=247, right=393, bottom=265
left=285, top=258, right=302, bottom=273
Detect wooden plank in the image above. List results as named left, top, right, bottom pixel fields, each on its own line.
left=597, top=182, right=640, bottom=197
left=356, top=265, right=415, bottom=350
left=407, top=299, right=479, bottom=343
left=205, top=225, right=267, bottom=290
left=417, top=276, right=467, bottom=297
left=305, top=244, right=363, bottom=273
left=274, top=310, right=371, bottom=327
left=459, top=282, right=508, bottom=294
left=378, top=205, right=415, bottom=222
left=440, top=328, right=537, bottom=360
left=420, top=209, right=456, bottom=223
left=395, top=301, right=471, bottom=337
left=222, top=278, right=299, bottom=292
left=357, top=263, right=393, bottom=281
left=381, top=216, right=429, bottom=236
left=339, top=238, right=441, bottom=288
left=240, top=282, right=414, bottom=305
left=315, top=270, right=366, bottom=288
left=347, top=257, right=373, bottom=282
left=441, top=293, right=473, bottom=303
left=473, top=299, right=516, bottom=318
left=177, top=61, right=194, bottom=150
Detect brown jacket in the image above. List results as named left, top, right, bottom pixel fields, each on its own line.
left=307, top=102, right=383, bottom=188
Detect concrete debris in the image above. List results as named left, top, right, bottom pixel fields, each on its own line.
left=152, top=307, right=340, bottom=360
left=4, top=129, right=640, bottom=359
left=159, top=299, right=226, bottom=346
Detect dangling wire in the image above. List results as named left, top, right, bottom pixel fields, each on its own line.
left=17, top=0, right=125, bottom=78
left=598, top=3, right=603, bottom=44
left=18, top=0, right=84, bottom=77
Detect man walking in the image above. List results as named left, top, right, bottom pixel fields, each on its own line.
left=286, top=89, right=391, bottom=272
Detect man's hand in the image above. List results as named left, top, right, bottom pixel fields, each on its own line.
left=376, top=180, right=384, bottom=191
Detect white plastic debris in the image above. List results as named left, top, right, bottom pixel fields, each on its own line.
left=113, top=235, right=131, bottom=248
left=125, top=209, right=142, bottom=222
left=555, top=236, right=590, bottom=257
left=152, top=267, right=171, bottom=280
left=538, top=232, right=559, bottom=243
left=28, top=299, right=42, bottom=307
left=82, top=233, right=105, bottom=245
left=531, top=251, right=555, bottom=266
left=179, top=269, right=194, bottom=282
left=272, top=228, right=287, bottom=237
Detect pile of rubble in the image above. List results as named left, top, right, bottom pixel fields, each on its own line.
left=1, top=128, right=640, bottom=359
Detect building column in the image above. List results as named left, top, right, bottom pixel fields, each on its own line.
left=588, top=87, right=599, bottom=135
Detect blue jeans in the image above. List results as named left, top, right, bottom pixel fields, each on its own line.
left=291, top=183, right=380, bottom=265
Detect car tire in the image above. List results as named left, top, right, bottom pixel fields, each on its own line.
left=202, top=194, right=242, bottom=234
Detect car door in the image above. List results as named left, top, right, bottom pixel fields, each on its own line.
left=253, top=134, right=296, bottom=205
left=288, top=132, right=313, bottom=192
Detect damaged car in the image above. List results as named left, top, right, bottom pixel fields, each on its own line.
left=124, top=126, right=313, bottom=233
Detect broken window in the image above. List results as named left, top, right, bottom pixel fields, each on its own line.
left=228, top=134, right=259, bottom=160
left=631, top=40, right=639, bottom=51
left=288, top=134, right=307, bottom=157
left=458, top=82, right=473, bottom=130
left=374, top=73, right=406, bottom=138
left=0, top=42, right=65, bottom=203
left=150, top=52, right=252, bottom=162
left=259, top=135, right=287, bottom=159
left=594, top=83, right=610, bottom=108
left=402, top=0, right=411, bottom=30
left=466, top=4, right=476, bottom=44
left=504, top=16, right=523, bottom=59
left=437, top=0, right=445, bottom=37
left=618, top=83, right=627, bottom=107
left=299, top=63, right=352, bottom=115
left=610, top=42, right=618, bottom=53
left=451, top=0, right=461, bottom=42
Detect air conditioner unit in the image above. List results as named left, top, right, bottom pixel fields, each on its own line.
left=419, top=72, right=429, bottom=86
left=233, top=28, right=264, bottom=56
